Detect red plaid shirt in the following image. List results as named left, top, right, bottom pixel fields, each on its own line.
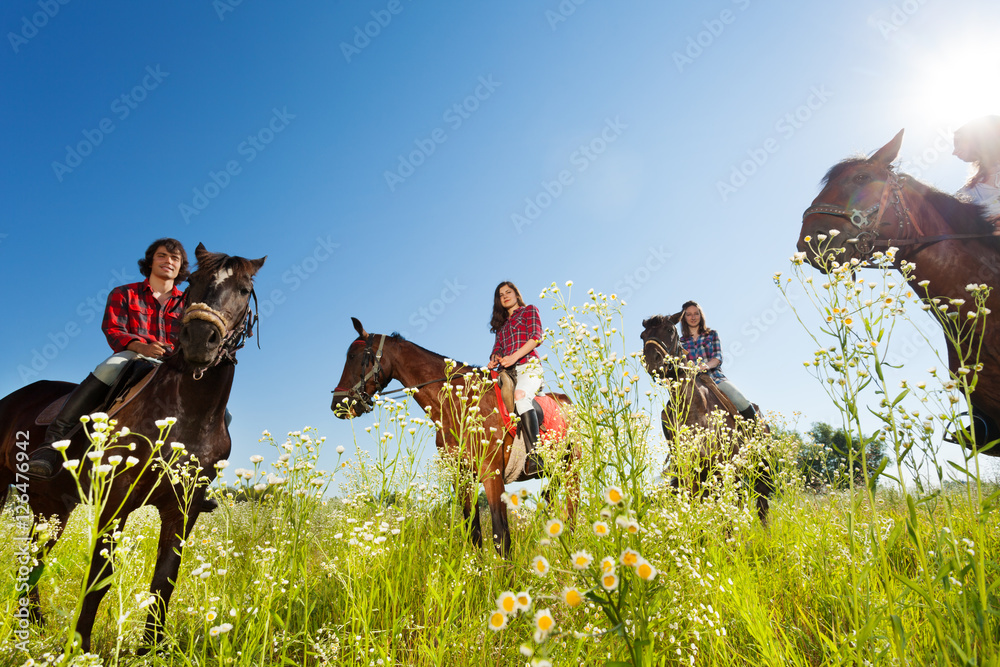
left=491, top=305, right=543, bottom=364
left=102, top=280, right=186, bottom=353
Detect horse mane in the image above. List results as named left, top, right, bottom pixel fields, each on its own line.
left=820, top=157, right=867, bottom=187
left=388, top=334, right=480, bottom=372
left=903, top=176, right=996, bottom=238
left=191, top=252, right=259, bottom=282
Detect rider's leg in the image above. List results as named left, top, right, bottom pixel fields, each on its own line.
left=26, top=352, right=136, bottom=479
left=514, top=360, right=544, bottom=475
left=716, top=380, right=759, bottom=422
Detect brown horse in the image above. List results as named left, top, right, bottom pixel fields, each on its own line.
left=640, top=314, right=772, bottom=524
left=0, top=244, right=265, bottom=652
left=798, top=130, right=1000, bottom=453
left=331, top=318, right=576, bottom=556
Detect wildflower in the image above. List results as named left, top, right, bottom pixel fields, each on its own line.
left=215, top=459, right=229, bottom=469
left=170, top=442, right=185, bottom=451
left=562, top=587, right=583, bottom=607
left=336, top=445, right=345, bottom=454
left=534, top=609, right=555, bottom=639
left=125, top=456, right=139, bottom=468
left=496, top=591, right=518, bottom=615
left=96, top=464, right=113, bottom=475
left=620, top=549, right=640, bottom=567
left=600, top=556, right=615, bottom=574
left=250, top=454, right=264, bottom=464
left=544, top=519, right=564, bottom=538
left=501, top=492, right=521, bottom=511
left=530, top=555, right=550, bottom=576
left=487, top=611, right=508, bottom=631
left=593, top=520, right=610, bottom=537
left=520, top=645, right=534, bottom=657
left=63, top=459, right=80, bottom=471
left=52, top=440, right=71, bottom=451
left=519, top=488, right=529, bottom=499
left=601, top=572, right=619, bottom=591
left=604, top=486, right=624, bottom=505
left=570, top=550, right=593, bottom=569
left=209, top=623, right=233, bottom=637
left=87, top=450, right=105, bottom=462
left=206, top=610, right=217, bottom=622
left=635, top=558, right=658, bottom=581
left=515, top=591, right=532, bottom=611
left=108, top=455, right=123, bottom=466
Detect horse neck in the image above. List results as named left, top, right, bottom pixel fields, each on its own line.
left=161, top=356, right=236, bottom=423
left=385, top=339, right=446, bottom=403
left=900, top=192, right=1000, bottom=305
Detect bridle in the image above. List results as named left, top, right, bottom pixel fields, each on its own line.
left=181, top=287, right=259, bottom=380
left=803, top=168, right=1000, bottom=258
left=331, top=334, right=388, bottom=413
left=642, top=335, right=681, bottom=381
left=802, top=170, right=919, bottom=257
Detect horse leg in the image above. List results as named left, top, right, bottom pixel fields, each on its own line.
left=754, top=466, right=774, bottom=526
left=75, top=509, right=131, bottom=653
left=563, top=447, right=581, bottom=527
left=482, top=475, right=510, bottom=558
left=462, top=485, right=483, bottom=549
left=26, top=514, right=68, bottom=625
left=139, top=504, right=201, bottom=652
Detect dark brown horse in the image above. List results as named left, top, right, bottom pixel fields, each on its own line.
left=331, top=318, right=577, bottom=556
left=640, top=314, right=772, bottom=524
left=798, top=130, right=1000, bottom=453
left=0, top=244, right=265, bottom=652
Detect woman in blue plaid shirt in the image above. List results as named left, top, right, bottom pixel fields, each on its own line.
left=679, top=300, right=759, bottom=423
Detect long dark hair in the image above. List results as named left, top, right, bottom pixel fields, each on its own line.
left=489, top=281, right=526, bottom=333
left=956, top=116, right=1000, bottom=188
left=138, top=237, right=190, bottom=283
left=680, top=300, right=711, bottom=338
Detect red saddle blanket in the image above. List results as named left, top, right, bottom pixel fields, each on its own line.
left=491, top=374, right=568, bottom=442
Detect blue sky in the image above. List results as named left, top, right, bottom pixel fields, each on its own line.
left=4, top=0, right=1000, bottom=483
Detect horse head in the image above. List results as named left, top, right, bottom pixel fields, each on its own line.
left=640, top=313, right=683, bottom=380
left=179, top=243, right=266, bottom=371
left=331, top=317, right=393, bottom=417
left=798, top=129, right=911, bottom=267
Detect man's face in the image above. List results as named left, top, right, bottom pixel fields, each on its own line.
left=151, top=246, right=182, bottom=282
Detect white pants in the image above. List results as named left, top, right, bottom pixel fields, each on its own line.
left=514, top=358, right=543, bottom=414
left=716, top=380, right=751, bottom=412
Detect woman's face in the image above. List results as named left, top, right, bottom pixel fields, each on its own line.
left=499, top=285, right=518, bottom=310
left=683, top=306, right=701, bottom=330
left=953, top=130, right=978, bottom=163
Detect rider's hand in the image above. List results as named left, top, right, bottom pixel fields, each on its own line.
left=128, top=341, right=167, bottom=358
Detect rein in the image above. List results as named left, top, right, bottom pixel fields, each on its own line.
left=803, top=169, right=1000, bottom=256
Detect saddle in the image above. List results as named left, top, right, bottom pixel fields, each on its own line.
left=35, top=358, right=160, bottom=426
left=698, top=374, right=739, bottom=415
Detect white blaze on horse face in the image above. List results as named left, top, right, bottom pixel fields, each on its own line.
left=213, top=267, right=234, bottom=286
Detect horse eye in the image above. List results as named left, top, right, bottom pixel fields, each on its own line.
left=239, top=287, right=251, bottom=296
left=853, top=173, right=871, bottom=185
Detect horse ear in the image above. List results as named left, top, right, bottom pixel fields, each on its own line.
left=668, top=311, right=683, bottom=326
left=870, top=129, right=904, bottom=166
left=195, top=243, right=210, bottom=264
left=249, top=256, right=267, bottom=273
left=351, top=317, right=368, bottom=338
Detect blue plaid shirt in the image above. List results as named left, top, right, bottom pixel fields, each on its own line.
left=679, top=329, right=726, bottom=383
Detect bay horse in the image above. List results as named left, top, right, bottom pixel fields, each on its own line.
left=640, top=313, right=772, bottom=524
left=798, top=130, right=1000, bottom=454
left=0, top=244, right=265, bottom=652
left=330, top=318, right=577, bottom=557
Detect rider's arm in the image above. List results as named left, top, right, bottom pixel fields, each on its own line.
left=102, top=286, right=146, bottom=353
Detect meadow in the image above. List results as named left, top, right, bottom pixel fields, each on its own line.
left=2, top=247, right=999, bottom=666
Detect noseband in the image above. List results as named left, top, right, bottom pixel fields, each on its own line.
left=643, top=336, right=680, bottom=380
left=802, top=170, right=918, bottom=256
left=331, top=334, right=387, bottom=410
left=181, top=289, right=258, bottom=380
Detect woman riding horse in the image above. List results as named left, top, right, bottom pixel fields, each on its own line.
left=953, top=115, right=1000, bottom=219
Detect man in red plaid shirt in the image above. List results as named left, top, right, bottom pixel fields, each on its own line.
left=27, top=238, right=188, bottom=479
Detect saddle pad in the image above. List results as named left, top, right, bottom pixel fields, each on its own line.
left=504, top=433, right=527, bottom=484
left=535, top=394, right=568, bottom=443
left=35, top=395, right=70, bottom=426
left=34, top=365, right=161, bottom=427
left=491, top=371, right=517, bottom=438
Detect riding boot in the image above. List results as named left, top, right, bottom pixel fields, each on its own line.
left=26, top=373, right=108, bottom=480
left=520, top=409, right=543, bottom=477
left=739, top=405, right=760, bottom=424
